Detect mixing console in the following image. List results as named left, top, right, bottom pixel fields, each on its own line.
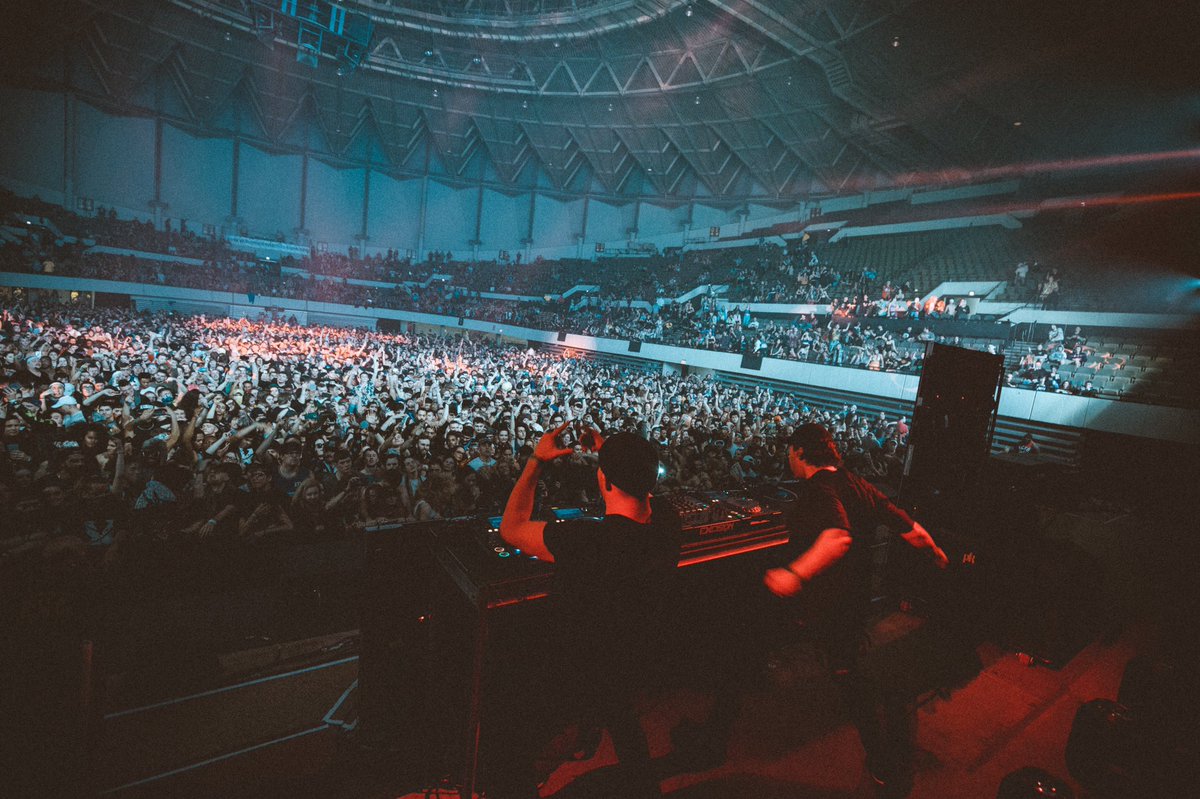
left=434, top=487, right=798, bottom=609
left=662, top=492, right=716, bottom=528
left=716, top=493, right=765, bottom=517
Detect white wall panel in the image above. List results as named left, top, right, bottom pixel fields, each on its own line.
left=424, top=180, right=475, bottom=252
left=639, top=202, right=687, bottom=239
left=588, top=199, right=634, bottom=243
left=691, top=203, right=731, bottom=232
left=479, top=189, right=527, bottom=252
left=0, top=87, right=64, bottom=200
left=75, top=103, right=154, bottom=216
left=532, top=194, right=583, bottom=248
left=367, top=171, right=422, bottom=253
left=160, top=124, right=232, bottom=228
left=747, top=203, right=781, bottom=222
left=305, top=157, right=364, bottom=245
left=238, top=144, right=302, bottom=238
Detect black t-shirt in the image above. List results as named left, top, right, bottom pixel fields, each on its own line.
left=542, top=495, right=682, bottom=682
left=787, top=468, right=914, bottom=623
left=273, top=466, right=311, bottom=499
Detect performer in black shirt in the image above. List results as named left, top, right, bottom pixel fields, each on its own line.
left=765, top=423, right=948, bottom=795
left=500, top=424, right=680, bottom=798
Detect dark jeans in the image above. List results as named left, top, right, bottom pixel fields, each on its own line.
left=695, top=598, right=913, bottom=779
left=822, top=618, right=914, bottom=779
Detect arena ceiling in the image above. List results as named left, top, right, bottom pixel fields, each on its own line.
left=0, top=0, right=1194, bottom=203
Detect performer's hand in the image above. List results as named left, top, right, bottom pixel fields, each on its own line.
left=532, top=422, right=573, bottom=464
left=931, top=545, right=949, bottom=569
left=764, top=567, right=803, bottom=597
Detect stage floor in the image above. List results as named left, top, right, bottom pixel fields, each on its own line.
left=89, top=610, right=1142, bottom=799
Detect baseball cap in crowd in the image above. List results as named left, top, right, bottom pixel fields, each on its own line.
left=597, top=432, right=660, bottom=498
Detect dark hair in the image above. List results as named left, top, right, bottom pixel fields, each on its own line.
left=210, top=462, right=242, bottom=481
left=597, top=432, right=660, bottom=498
left=786, top=423, right=842, bottom=467
left=156, top=463, right=194, bottom=493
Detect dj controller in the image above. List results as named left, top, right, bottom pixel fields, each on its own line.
left=432, top=486, right=797, bottom=610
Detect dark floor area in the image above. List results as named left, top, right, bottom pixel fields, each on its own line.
left=81, top=608, right=1159, bottom=799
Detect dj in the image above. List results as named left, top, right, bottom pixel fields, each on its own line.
left=498, top=423, right=681, bottom=798
left=764, top=423, right=949, bottom=795
left=671, top=423, right=947, bottom=795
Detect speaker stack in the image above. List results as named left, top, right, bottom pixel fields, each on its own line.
left=903, top=342, right=1005, bottom=498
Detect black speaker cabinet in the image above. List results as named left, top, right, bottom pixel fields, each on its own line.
left=905, top=343, right=1004, bottom=494
left=740, top=353, right=763, bottom=370
left=356, top=523, right=439, bottom=779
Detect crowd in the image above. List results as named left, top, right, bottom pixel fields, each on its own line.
left=0, top=243, right=966, bottom=368
left=1011, top=259, right=1064, bottom=309
left=0, top=190, right=244, bottom=263
left=1005, top=324, right=1105, bottom=396
left=6, top=235, right=1170, bottom=404
left=5, top=191, right=1183, bottom=407
left=0, top=304, right=916, bottom=570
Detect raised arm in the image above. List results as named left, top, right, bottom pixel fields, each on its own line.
left=499, top=422, right=571, bottom=562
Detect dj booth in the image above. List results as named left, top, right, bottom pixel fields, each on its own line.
left=359, top=486, right=798, bottom=796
